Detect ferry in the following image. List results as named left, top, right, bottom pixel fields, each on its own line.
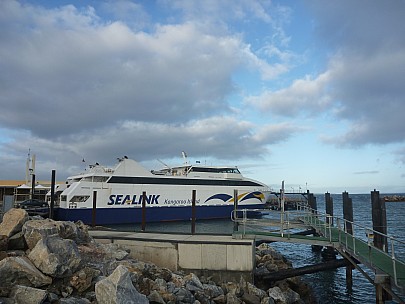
left=47, top=155, right=271, bottom=225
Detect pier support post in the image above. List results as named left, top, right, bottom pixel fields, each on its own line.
left=342, top=191, right=353, bottom=235
left=141, top=191, right=146, bottom=232
left=371, top=190, right=388, bottom=251
left=191, top=190, right=196, bottom=235
left=50, top=170, right=55, bottom=220
left=233, top=189, right=238, bottom=232
left=308, top=193, right=317, bottom=213
left=31, top=174, right=36, bottom=201
left=325, top=192, right=333, bottom=226
left=342, top=191, right=353, bottom=288
left=92, top=191, right=97, bottom=228
left=371, top=190, right=391, bottom=303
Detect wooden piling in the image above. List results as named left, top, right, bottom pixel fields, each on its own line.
left=50, top=170, right=55, bottom=220
left=371, top=190, right=388, bottom=251
left=371, top=189, right=391, bottom=303
left=342, top=191, right=354, bottom=288
left=191, top=190, right=196, bottom=235
left=31, top=174, right=36, bottom=201
left=141, top=191, right=146, bottom=231
left=233, top=189, right=238, bottom=232
left=92, top=191, right=97, bottom=227
left=342, top=191, right=353, bottom=235
left=308, top=193, right=317, bottom=213
left=325, top=192, right=333, bottom=226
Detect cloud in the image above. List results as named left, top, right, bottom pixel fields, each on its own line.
left=247, top=1, right=405, bottom=148
left=0, top=116, right=300, bottom=180
left=245, top=72, right=332, bottom=116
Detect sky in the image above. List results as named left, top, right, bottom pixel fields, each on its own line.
left=1, top=0, right=405, bottom=194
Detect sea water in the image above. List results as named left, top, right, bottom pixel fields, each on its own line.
left=109, top=193, right=405, bottom=304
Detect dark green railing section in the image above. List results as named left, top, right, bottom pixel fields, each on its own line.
left=231, top=207, right=405, bottom=288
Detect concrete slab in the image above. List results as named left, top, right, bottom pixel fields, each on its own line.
left=178, top=243, right=202, bottom=269
left=201, top=244, right=227, bottom=270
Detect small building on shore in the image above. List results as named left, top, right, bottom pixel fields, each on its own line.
left=0, top=180, right=52, bottom=214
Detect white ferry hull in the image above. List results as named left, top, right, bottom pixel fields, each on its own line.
left=51, top=158, right=270, bottom=225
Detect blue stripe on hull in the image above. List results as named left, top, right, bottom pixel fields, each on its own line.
left=54, top=204, right=264, bottom=225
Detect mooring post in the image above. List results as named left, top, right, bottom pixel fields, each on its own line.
left=371, top=190, right=388, bottom=251
left=233, top=189, right=238, bottom=232
left=322, top=192, right=336, bottom=260
left=141, top=191, right=146, bottom=232
left=325, top=192, right=333, bottom=226
left=31, top=174, right=36, bottom=202
left=50, top=170, right=56, bottom=220
left=342, top=191, right=353, bottom=235
left=371, top=189, right=391, bottom=303
left=191, top=190, right=196, bottom=235
left=92, top=191, right=97, bottom=228
left=308, top=193, right=317, bottom=213
left=342, top=191, right=354, bottom=288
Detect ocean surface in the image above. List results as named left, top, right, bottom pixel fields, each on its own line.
left=109, top=193, right=405, bottom=304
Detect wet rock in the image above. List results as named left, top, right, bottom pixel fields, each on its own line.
left=0, top=208, right=28, bottom=238
left=28, top=234, right=81, bottom=278
left=9, top=285, right=47, bottom=304
left=95, top=264, right=148, bottom=304
left=0, top=256, right=52, bottom=288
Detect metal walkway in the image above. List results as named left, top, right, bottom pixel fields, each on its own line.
left=231, top=207, right=405, bottom=290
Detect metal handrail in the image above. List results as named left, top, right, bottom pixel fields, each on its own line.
left=231, top=206, right=405, bottom=287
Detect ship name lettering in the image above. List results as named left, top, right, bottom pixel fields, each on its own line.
left=108, top=194, right=160, bottom=205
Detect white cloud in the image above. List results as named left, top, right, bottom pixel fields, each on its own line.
left=246, top=72, right=331, bottom=116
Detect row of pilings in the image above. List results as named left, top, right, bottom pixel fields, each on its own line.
left=312, top=190, right=393, bottom=304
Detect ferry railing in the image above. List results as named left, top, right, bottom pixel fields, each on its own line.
left=232, top=205, right=405, bottom=288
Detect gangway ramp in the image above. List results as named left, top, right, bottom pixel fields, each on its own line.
left=231, top=208, right=405, bottom=291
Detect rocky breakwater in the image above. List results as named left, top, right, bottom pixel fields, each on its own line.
left=0, top=208, right=315, bottom=303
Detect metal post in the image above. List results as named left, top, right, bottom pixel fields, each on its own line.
left=141, top=191, right=146, bottom=231
left=92, top=191, right=97, bottom=227
left=233, top=189, right=238, bottom=232
left=31, top=174, right=36, bottom=202
left=325, top=192, right=333, bottom=226
left=191, top=190, right=196, bottom=234
left=50, top=170, right=55, bottom=219
left=281, top=181, right=285, bottom=237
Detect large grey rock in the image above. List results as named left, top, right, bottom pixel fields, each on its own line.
left=0, top=208, right=28, bottom=237
left=268, top=286, right=287, bottom=304
left=0, top=235, right=7, bottom=251
left=184, top=272, right=204, bottom=292
left=9, top=285, right=47, bottom=304
left=95, top=265, right=148, bottom=304
left=8, top=231, right=26, bottom=250
left=70, top=267, right=100, bottom=293
left=28, top=234, right=81, bottom=278
left=100, top=243, right=129, bottom=261
left=23, top=219, right=90, bottom=249
left=0, top=256, right=52, bottom=288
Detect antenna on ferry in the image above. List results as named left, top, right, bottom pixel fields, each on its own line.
left=182, top=151, right=188, bottom=165
left=157, top=159, right=171, bottom=169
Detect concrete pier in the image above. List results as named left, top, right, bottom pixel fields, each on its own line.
left=89, top=230, right=255, bottom=283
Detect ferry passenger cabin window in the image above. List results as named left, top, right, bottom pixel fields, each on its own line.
left=190, top=167, right=240, bottom=174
